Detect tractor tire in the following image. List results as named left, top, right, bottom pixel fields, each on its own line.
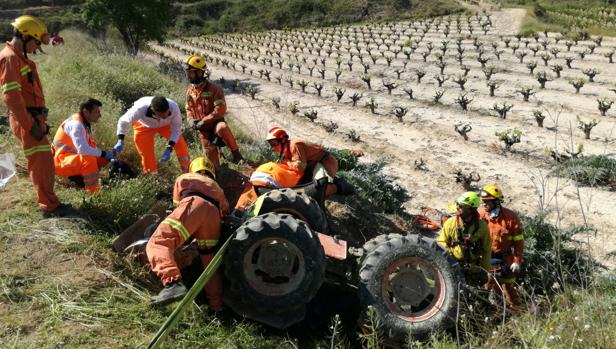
left=359, top=235, right=463, bottom=342
left=252, top=188, right=327, bottom=233
left=225, top=213, right=325, bottom=311
left=362, top=233, right=404, bottom=256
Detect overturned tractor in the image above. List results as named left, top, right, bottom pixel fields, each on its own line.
left=113, top=175, right=463, bottom=344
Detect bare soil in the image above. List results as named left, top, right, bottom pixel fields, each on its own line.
left=150, top=9, right=616, bottom=265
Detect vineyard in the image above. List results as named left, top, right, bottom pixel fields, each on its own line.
left=149, top=8, right=616, bottom=262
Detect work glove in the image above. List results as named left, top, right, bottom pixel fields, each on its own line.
left=101, top=150, right=114, bottom=161
left=188, top=118, right=206, bottom=131
left=160, top=147, right=172, bottom=162
left=510, top=262, right=521, bottom=274
left=29, top=122, right=46, bottom=141
left=113, top=140, right=124, bottom=154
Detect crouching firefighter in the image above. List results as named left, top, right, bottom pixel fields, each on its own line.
left=437, top=191, right=492, bottom=285
left=52, top=98, right=113, bottom=192
left=147, top=157, right=230, bottom=308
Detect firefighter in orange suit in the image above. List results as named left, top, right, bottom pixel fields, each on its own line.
left=52, top=98, right=113, bottom=192
left=147, top=157, right=229, bottom=308
left=182, top=55, right=243, bottom=167
left=113, top=96, right=190, bottom=174
left=266, top=127, right=353, bottom=196
left=479, top=185, right=524, bottom=307
left=1, top=15, right=72, bottom=216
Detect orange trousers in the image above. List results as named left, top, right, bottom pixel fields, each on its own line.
left=9, top=113, right=60, bottom=211
left=146, top=196, right=223, bottom=311
left=199, top=121, right=239, bottom=167
left=133, top=123, right=190, bottom=174
left=54, top=154, right=108, bottom=192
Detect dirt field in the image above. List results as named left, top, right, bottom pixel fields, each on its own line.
left=150, top=9, right=616, bottom=265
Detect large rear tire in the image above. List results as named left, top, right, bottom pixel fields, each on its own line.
left=359, top=235, right=463, bottom=342
left=225, top=213, right=325, bottom=311
left=251, top=188, right=327, bottom=232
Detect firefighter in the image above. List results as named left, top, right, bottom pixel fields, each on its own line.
left=147, top=157, right=229, bottom=308
left=1, top=15, right=73, bottom=216
left=265, top=127, right=353, bottom=196
left=479, top=184, right=524, bottom=307
left=113, top=96, right=190, bottom=174
left=182, top=55, right=243, bottom=167
left=52, top=98, right=113, bottom=192
left=437, top=191, right=492, bottom=285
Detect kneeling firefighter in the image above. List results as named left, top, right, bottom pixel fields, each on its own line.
left=147, top=157, right=230, bottom=308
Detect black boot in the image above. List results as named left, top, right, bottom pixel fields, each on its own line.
left=150, top=280, right=188, bottom=306
left=231, top=150, right=244, bottom=164
left=334, top=177, right=355, bottom=195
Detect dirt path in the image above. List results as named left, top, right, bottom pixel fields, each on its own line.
left=150, top=10, right=616, bottom=266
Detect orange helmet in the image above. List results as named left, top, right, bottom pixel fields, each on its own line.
left=266, top=127, right=288, bottom=141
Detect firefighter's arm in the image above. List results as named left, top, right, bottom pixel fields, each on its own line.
left=436, top=218, right=453, bottom=250
left=481, top=225, right=492, bottom=271
left=169, top=105, right=183, bottom=144
left=511, top=213, right=524, bottom=264
left=200, top=88, right=227, bottom=124
left=289, top=142, right=308, bottom=170
left=0, top=58, right=32, bottom=131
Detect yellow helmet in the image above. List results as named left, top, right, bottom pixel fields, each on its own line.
left=11, top=15, right=50, bottom=45
left=183, top=55, right=207, bottom=71
left=189, top=157, right=215, bottom=179
left=456, top=191, right=480, bottom=208
left=480, top=184, right=504, bottom=201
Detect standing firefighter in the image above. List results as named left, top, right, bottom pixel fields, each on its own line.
left=147, top=157, right=229, bottom=308
left=113, top=96, right=190, bottom=174
left=182, top=55, right=243, bottom=167
left=437, top=191, right=492, bottom=285
left=1, top=15, right=72, bottom=216
left=479, top=184, right=524, bottom=307
left=266, top=127, right=353, bottom=196
left=52, top=98, right=113, bottom=192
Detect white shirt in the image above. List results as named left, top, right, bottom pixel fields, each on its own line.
left=116, top=97, right=183, bottom=143
left=63, top=119, right=102, bottom=157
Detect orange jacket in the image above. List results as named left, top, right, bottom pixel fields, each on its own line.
left=172, top=173, right=229, bottom=216
left=283, top=140, right=328, bottom=170
left=479, top=207, right=524, bottom=264
left=52, top=114, right=100, bottom=157
left=0, top=42, right=46, bottom=132
left=250, top=161, right=304, bottom=188
left=185, top=82, right=226, bottom=130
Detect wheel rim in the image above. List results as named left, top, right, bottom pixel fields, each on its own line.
left=243, top=237, right=305, bottom=296
left=381, top=257, right=446, bottom=322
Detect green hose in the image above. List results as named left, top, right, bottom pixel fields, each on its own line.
left=147, top=234, right=233, bottom=349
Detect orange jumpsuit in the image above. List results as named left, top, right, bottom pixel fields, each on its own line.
left=479, top=207, right=524, bottom=306
left=0, top=42, right=60, bottom=212
left=186, top=81, right=239, bottom=167
left=52, top=114, right=108, bottom=192
left=117, top=97, right=190, bottom=174
left=147, top=173, right=229, bottom=311
left=283, top=140, right=338, bottom=179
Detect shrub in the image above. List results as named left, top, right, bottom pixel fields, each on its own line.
left=553, top=155, right=616, bottom=188
left=340, top=160, right=410, bottom=214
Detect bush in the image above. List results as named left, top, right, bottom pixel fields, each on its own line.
left=553, top=155, right=616, bottom=188
left=518, top=213, right=597, bottom=295
left=340, top=160, right=410, bottom=214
